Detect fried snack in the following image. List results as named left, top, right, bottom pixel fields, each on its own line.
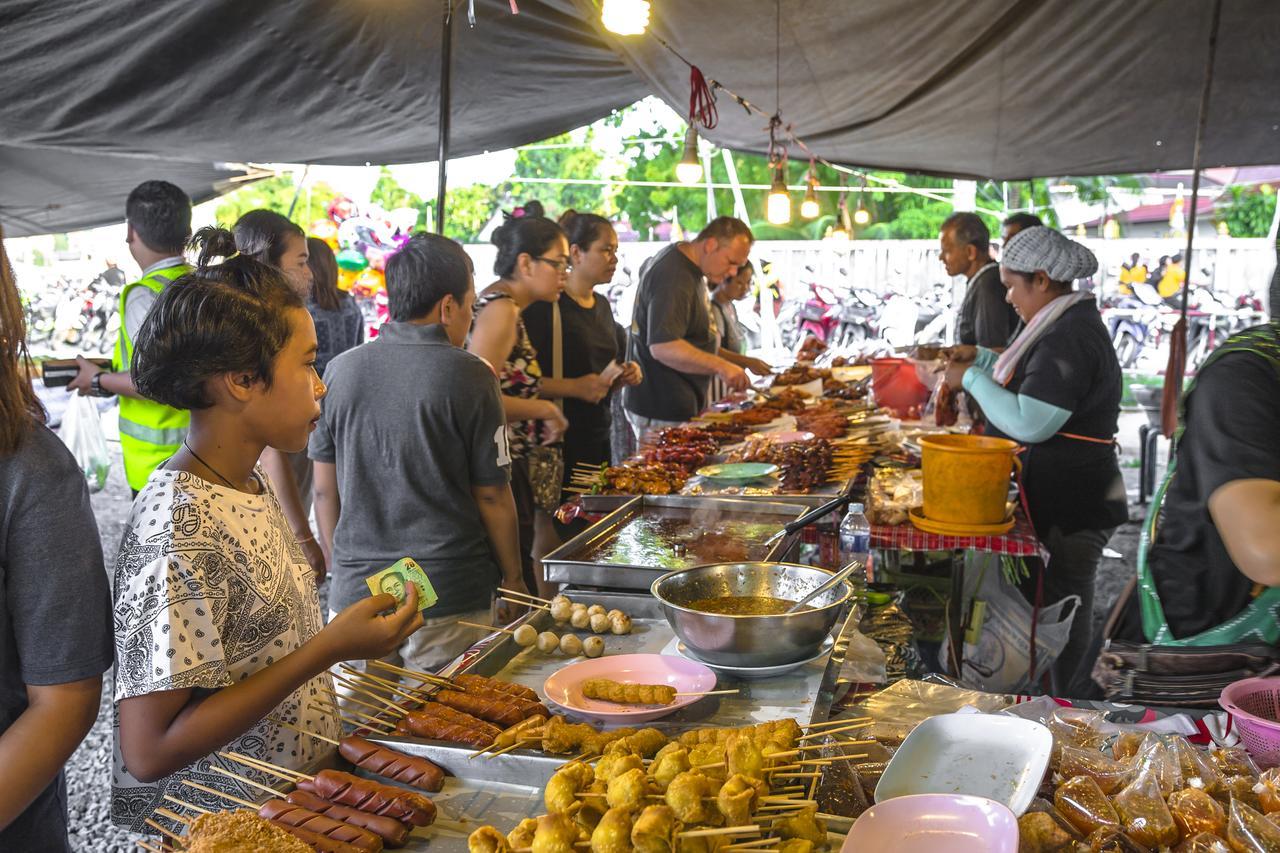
left=725, top=734, right=764, bottom=781
left=632, top=805, right=681, bottom=853
left=665, top=771, right=715, bottom=824
left=470, top=826, right=513, bottom=853
left=583, top=678, right=676, bottom=706
left=533, top=813, right=580, bottom=853
left=592, top=807, right=636, bottom=853
left=678, top=836, right=728, bottom=853
left=603, top=728, right=669, bottom=759
left=185, top=810, right=313, bottom=853
left=547, top=762, right=596, bottom=814
left=544, top=715, right=599, bottom=755
left=1054, top=775, right=1120, bottom=836
left=776, top=842, right=814, bottom=853
left=508, top=819, right=538, bottom=850
left=584, top=727, right=640, bottom=758
left=716, top=774, right=766, bottom=827
left=1169, top=787, right=1227, bottom=839
left=772, top=805, right=827, bottom=847
left=495, top=715, right=550, bottom=750
left=596, top=751, right=646, bottom=784
left=688, top=742, right=728, bottom=785
left=453, top=673, right=541, bottom=703
left=652, top=745, right=692, bottom=792
left=1015, top=811, right=1075, bottom=852
left=607, top=767, right=653, bottom=810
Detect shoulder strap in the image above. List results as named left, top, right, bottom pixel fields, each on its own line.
left=552, top=299, right=563, bottom=412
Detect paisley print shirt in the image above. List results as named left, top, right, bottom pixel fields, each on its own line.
left=110, top=467, right=339, bottom=831
left=475, top=290, right=543, bottom=459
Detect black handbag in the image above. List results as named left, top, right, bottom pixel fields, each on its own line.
left=1092, top=639, right=1280, bottom=708
left=528, top=301, right=566, bottom=513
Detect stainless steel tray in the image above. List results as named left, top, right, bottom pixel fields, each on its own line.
left=542, top=495, right=809, bottom=590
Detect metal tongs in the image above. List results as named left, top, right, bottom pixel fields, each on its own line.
left=787, top=560, right=864, bottom=613
left=761, top=480, right=856, bottom=549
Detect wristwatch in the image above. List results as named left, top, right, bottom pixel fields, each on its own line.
left=89, top=372, right=113, bottom=398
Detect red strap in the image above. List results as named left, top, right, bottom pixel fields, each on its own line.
left=1056, top=431, right=1115, bottom=445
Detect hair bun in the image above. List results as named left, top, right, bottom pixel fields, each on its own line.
left=523, top=200, right=546, bottom=219
left=188, top=226, right=238, bottom=270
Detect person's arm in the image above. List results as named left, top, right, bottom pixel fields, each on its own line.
left=1209, top=480, right=1280, bottom=587
left=469, top=297, right=570, bottom=433
left=472, top=483, right=527, bottom=622
left=260, top=448, right=325, bottom=582
left=718, top=348, right=773, bottom=376
left=118, top=588, right=422, bottom=782
left=958, top=368, right=1072, bottom=443
left=650, top=339, right=748, bottom=389
left=313, top=461, right=340, bottom=570
left=70, top=287, right=156, bottom=398
left=540, top=375, right=611, bottom=404
left=0, top=676, right=102, bottom=831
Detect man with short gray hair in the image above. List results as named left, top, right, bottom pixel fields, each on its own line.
left=940, top=212, right=1018, bottom=347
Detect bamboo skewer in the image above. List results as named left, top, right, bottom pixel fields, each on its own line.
left=333, top=668, right=416, bottom=706
left=181, top=779, right=259, bottom=810
left=500, top=595, right=549, bottom=611
left=154, top=808, right=190, bottom=826
left=342, top=665, right=433, bottom=703
left=680, top=826, right=761, bottom=839
left=318, top=686, right=393, bottom=720
left=673, top=688, right=739, bottom=698
left=312, top=697, right=395, bottom=733
left=145, top=818, right=184, bottom=842
left=484, top=739, right=536, bottom=760
left=367, top=657, right=455, bottom=689
left=163, top=794, right=211, bottom=815
left=457, top=620, right=516, bottom=635
left=771, top=772, right=820, bottom=779
left=209, top=765, right=287, bottom=799
left=331, top=673, right=410, bottom=715
left=270, top=715, right=339, bottom=746
left=796, top=720, right=871, bottom=738
left=497, top=586, right=552, bottom=605
left=137, top=840, right=167, bottom=853
left=219, top=750, right=311, bottom=782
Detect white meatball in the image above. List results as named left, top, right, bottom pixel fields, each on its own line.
left=587, top=604, right=607, bottom=617
left=549, top=600, right=574, bottom=623
left=589, top=612, right=610, bottom=634
left=559, top=634, right=584, bottom=657
left=609, top=614, right=633, bottom=635
left=513, top=624, right=538, bottom=647
left=583, top=636, right=606, bottom=658
left=570, top=608, right=592, bottom=629
left=536, top=631, right=560, bottom=654
left=606, top=609, right=626, bottom=622
left=550, top=594, right=572, bottom=609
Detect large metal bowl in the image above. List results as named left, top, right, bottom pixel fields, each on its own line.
left=651, top=562, right=854, bottom=667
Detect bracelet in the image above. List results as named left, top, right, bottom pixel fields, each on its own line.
left=297, top=534, right=317, bottom=545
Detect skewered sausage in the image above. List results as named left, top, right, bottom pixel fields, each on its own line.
left=416, top=702, right=503, bottom=737
left=286, top=789, right=411, bottom=848
left=339, top=735, right=445, bottom=792
left=583, top=678, right=675, bottom=705
left=435, top=690, right=526, bottom=727
left=452, top=674, right=540, bottom=703
left=258, top=799, right=384, bottom=851
left=455, top=685, right=549, bottom=719
left=269, top=819, right=368, bottom=852
left=394, top=711, right=494, bottom=748
left=298, top=769, right=436, bottom=827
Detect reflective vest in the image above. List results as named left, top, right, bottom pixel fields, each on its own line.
left=113, top=264, right=192, bottom=491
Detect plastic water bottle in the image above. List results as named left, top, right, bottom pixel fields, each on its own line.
left=839, top=502, right=872, bottom=581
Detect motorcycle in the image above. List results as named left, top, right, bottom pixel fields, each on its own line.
left=780, top=271, right=842, bottom=349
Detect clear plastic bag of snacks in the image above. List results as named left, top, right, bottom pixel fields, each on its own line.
left=1228, top=799, right=1280, bottom=852
left=1257, top=769, right=1280, bottom=816
left=1084, top=827, right=1154, bottom=852
left=1055, top=774, right=1121, bottom=836
left=1114, top=763, right=1180, bottom=848
left=864, top=467, right=922, bottom=526
left=1059, top=742, right=1136, bottom=795
left=1174, top=833, right=1231, bottom=852
left=1169, top=737, right=1225, bottom=796
left=1133, top=734, right=1185, bottom=796
left=1220, top=775, right=1265, bottom=812
left=1169, top=787, right=1228, bottom=838
left=1211, top=748, right=1260, bottom=779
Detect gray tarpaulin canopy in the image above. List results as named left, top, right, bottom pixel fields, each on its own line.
left=2, top=0, right=1277, bottom=236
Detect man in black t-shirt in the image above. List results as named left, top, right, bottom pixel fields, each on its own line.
left=623, top=217, right=754, bottom=437
left=940, top=212, right=1019, bottom=348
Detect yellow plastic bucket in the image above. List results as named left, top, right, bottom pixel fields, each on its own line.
left=918, top=434, right=1020, bottom=526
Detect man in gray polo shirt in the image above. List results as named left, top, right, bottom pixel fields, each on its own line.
left=310, top=233, right=526, bottom=674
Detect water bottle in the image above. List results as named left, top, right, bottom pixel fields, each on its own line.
left=839, top=502, right=872, bottom=582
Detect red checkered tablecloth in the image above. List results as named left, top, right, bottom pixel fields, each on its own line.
left=870, top=504, right=1047, bottom=560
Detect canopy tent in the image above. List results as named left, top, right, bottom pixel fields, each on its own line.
left=1, top=0, right=1277, bottom=236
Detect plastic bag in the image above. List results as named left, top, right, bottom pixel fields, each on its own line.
left=1133, top=734, right=1185, bottom=796
left=942, top=552, right=1079, bottom=693
left=1113, top=763, right=1180, bottom=848
left=1211, top=748, right=1260, bottom=778
left=1218, top=775, right=1264, bottom=812
left=1175, top=834, right=1231, bottom=853
left=1170, top=737, right=1225, bottom=796
left=1112, top=731, right=1147, bottom=762
left=60, top=395, right=110, bottom=493
left=1059, top=742, right=1136, bottom=795
left=1055, top=775, right=1121, bottom=836
left=1259, top=769, right=1280, bottom=816
left=1169, top=788, right=1227, bottom=838
left=1084, top=827, right=1152, bottom=852
left=1227, top=799, right=1280, bottom=852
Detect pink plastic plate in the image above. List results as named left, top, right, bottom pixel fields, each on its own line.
left=543, top=654, right=718, bottom=724
left=843, top=794, right=1018, bottom=853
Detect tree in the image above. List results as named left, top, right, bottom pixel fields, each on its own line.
left=442, top=184, right=497, bottom=243
left=504, top=131, right=608, bottom=217
left=1217, top=185, right=1278, bottom=237
left=370, top=167, right=429, bottom=229
left=214, top=174, right=338, bottom=227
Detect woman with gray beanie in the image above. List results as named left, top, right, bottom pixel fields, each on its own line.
left=944, top=226, right=1127, bottom=697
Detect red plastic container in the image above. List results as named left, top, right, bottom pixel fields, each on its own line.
left=871, top=358, right=931, bottom=418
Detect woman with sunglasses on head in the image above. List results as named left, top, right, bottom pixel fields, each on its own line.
left=468, top=201, right=589, bottom=598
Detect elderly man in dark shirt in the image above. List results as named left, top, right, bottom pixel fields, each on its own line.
left=940, top=212, right=1019, bottom=348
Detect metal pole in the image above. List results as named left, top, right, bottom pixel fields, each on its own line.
left=435, top=0, right=455, bottom=232
left=1178, top=0, right=1223, bottom=319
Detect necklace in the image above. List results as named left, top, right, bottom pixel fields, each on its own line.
left=183, top=440, right=244, bottom=491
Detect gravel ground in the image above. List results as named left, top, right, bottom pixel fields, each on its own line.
left=49, top=391, right=1165, bottom=851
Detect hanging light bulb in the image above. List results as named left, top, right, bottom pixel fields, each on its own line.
left=601, top=0, right=650, bottom=35
left=853, top=199, right=871, bottom=226
left=675, top=126, right=703, bottom=185
left=799, top=160, right=819, bottom=219
left=766, top=161, right=791, bottom=225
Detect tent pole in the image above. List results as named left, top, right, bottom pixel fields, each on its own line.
left=435, top=0, right=455, bottom=232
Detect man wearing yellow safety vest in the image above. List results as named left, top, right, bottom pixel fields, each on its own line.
left=68, top=181, right=192, bottom=496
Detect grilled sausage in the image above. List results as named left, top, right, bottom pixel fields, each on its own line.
left=286, top=789, right=411, bottom=848
left=415, top=702, right=502, bottom=739
left=396, top=710, right=495, bottom=748
left=434, top=690, right=526, bottom=727
left=269, top=819, right=368, bottom=852
left=258, top=799, right=383, bottom=851
left=339, top=735, right=445, bottom=792
left=299, top=769, right=436, bottom=827
left=451, top=674, right=540, bottom=703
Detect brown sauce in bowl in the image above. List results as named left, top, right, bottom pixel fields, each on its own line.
left=684, top=595, right=806, bottom=615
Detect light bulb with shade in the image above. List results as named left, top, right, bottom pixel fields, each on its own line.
left=800, top=182, right=820, bottom=219
left=853, top=205, right=871, bottom=225
left=675, top=127, right=702, bottom=185
left=602, top=0, right=650, bottom=35
left=766, top=168, right=791, bottom=225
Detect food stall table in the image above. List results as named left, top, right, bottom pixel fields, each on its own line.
left=869, top=504, right=1047, bottom=678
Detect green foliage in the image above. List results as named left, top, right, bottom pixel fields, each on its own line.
left=214, top=174, right=338, bottom=227
left=371, top=167, right=428, bottom=229
left=1218, top=185, right=1277, bottom=237
left=505, top=131, right=607, bottom=217
left=30, top=248, right=46, bottom=267
left=442, top=184, right=497, bottom=243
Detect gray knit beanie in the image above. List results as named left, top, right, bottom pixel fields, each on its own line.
left=1002, top=225, right=1098, bottom=283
